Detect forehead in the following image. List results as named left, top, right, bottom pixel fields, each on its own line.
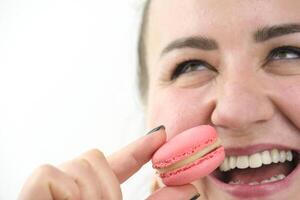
left=146, top=0, right=300, bottom=62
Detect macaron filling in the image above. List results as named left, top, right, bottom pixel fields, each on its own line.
left=157, top=138, right=222, bottom=174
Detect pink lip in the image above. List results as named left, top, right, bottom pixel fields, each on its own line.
left=207, top=144, right=300, bottom=199
left=224, top=143, right=300, bottom=156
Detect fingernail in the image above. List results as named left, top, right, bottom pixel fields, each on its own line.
left=190, top=193, right=200, bottom=200
left=146, top=125, right=165, bottom=135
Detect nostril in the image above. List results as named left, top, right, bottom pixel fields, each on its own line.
left=211, top=100, right=274, bottom=131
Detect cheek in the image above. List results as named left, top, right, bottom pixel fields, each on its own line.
left=274, top=82, right=300, bottom=129
left=146, top=88, right=215, bottom=140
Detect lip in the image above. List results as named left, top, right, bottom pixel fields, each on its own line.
left=224, top=143, right=300, bottom=156
left=207, top=144, right=300, bottom=199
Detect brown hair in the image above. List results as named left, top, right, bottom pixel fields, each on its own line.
left=137, top=0, right=151, bottom=103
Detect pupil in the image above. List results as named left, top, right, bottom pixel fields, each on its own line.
left=278, top=51, right=288, bottom=58
left=185, top=62, right=198, bottom=72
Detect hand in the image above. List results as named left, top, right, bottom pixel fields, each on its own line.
left=18, top=128, right=165, bottom=200
left=146, top=185, right=201, bottom=200
left=18, top=127, right=201, bottom=200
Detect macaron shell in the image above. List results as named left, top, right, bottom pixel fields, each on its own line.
left=152, top=125, right=218, bottom=168
left=162, top=146, right=225, bottom=186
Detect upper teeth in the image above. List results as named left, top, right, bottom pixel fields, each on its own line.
left=220, top=149, right=293, bottom=172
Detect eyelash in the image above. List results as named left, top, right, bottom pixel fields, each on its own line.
left=171, top=59, right=215, bottom=80
left=171, top=46, right=300, bottom=80
left=267, top=46, right=300, bottom=61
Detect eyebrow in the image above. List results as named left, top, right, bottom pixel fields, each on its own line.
left=160, top=23, right=300, bottom=57
left=161, top=36, right=218, bottom=57
left=254, top=23, right=300, bottom=42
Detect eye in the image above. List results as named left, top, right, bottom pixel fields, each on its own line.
left=269, top=46, right=300, bottom=61
left=171, top=59, right=215, bottom=80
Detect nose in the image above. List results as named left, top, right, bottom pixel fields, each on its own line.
left=211, top=73, right=274, bottom=131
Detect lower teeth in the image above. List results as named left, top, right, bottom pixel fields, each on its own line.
left=228, top=174, right=286, bottom=185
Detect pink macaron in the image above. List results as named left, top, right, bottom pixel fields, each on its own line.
left=152, top=125, right=225, bottom=186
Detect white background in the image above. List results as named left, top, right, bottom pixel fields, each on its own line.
left=0, top=0, right=154, bottom=199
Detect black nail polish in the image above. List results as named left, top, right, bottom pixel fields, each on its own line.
left=190, top=193, right=200, bottom=200
left=146, top=125, right=165, bottom=135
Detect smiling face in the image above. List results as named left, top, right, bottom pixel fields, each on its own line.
left=144, top=0, right=300, bottom=199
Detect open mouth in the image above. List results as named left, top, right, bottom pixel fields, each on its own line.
left=213, top=149, right=300, bottom=186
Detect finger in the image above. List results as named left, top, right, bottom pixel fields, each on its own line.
left=150, top=173, right=165, bottom=193
left=59, top=159, right=102, bottom=200
left=108, top=126, right=166, bottom=183
left=146, top=184, right=201, bottom=200
left=18, top=164, right=80, bottom=200
left=77, top=149, right=122, bottom=200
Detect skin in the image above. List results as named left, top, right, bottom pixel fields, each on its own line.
left=18, top=129, right=199, bottom=199
left=18, top=0, right=300, bottom=199
left=145, top=0, right=300, bottom=199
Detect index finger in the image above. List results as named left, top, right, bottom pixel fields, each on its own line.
left=107, top=126, right=166, bottom=183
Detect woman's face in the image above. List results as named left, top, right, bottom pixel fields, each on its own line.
left=145, top=0, right=300, bottom=199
